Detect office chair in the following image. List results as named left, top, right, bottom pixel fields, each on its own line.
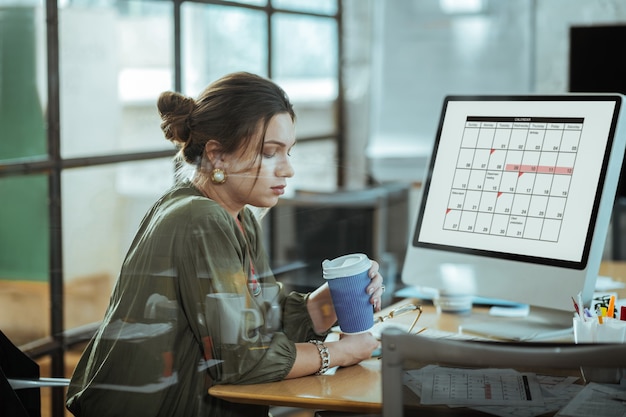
left=1, top=330, right=42, bottom=417
left=380, top=327, right=626, bottom=417
left=0, top=330, right=71, bottom=417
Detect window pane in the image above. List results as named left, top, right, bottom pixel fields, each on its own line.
left=273, top=13, right=338, bottom=137
left=273, top=0, right=337, bottom=15
left=60, top=1, right=174, bottom=158
left=288, top=138, right=337, bottom=192
left=181, top=4, right=267, bottom=96
left=62, top=159, right=175, bottom=329
left=0, top=174, right=49, bottom=345
left=0, top=6, right=47, bottom=162
left=292, top=103, right=337, bottom=138
left=273, top=13, right=337, bottom=101
left=0, top=175, right=49, bottom=281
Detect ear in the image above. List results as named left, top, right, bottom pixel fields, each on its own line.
left=204, top=140, right=225, bottom=167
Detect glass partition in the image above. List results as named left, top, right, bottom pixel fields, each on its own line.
left=62, top=159, right=175, bottom=331
left=0, top=175, right=49, bottom=346
left=0, top=5, right=46, bottom=163
left=288, top=138, right=337, bottom=193
left=273, top=12, right=338, bottom=103
left=59, top=0, right=174, bottom=158
left=273, top=12, right=338, bottom=142
left=1, top=2, right=342, bottom=415
left=181, top=3, right=267, bottom=95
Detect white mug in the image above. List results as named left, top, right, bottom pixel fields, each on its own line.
left=258, top=283, right=281, bottom=332
left=205, top=293, right=261, bottom=344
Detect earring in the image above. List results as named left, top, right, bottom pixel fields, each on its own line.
left=210, top=168, right=227, bottom=184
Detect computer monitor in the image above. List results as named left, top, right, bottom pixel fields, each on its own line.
left=401, top=94, right=626, bottom=340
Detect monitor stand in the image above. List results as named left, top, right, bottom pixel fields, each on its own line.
left=458, top=306, right=574, bottom=342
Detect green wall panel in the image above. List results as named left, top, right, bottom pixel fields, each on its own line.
left=0, top=7, right=49, bottom=281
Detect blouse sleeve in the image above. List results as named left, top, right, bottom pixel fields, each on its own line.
left=282, top=292, right=330, bottom=342
left=241, top=209, right=329, bottom=343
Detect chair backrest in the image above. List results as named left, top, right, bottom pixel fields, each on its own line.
left=380, top=327, right=626, bottom=417
left=0, top=330, right=40, bottom=417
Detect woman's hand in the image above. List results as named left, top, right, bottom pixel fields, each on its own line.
left=287, top=331, right=380, bottom=379
left=366, top=260, right=385, bottom=312
left=332, top=332, right=380, bottom=367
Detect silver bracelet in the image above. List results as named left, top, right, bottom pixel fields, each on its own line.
left=308, top=339, right=330, bottom=375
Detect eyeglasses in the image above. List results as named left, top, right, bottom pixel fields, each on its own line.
left=375, top=302, right=424, bottom=334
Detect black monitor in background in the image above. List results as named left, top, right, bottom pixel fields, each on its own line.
left=268, top=184, right=410, bottom=298
left=569, top=24, right=626, bottom=199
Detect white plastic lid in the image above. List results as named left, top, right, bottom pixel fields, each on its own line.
left=322, top=253, right=371, bottom=279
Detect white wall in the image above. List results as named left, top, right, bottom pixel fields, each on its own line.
left=534, top=0, right=626, bottom=93
left=366, top=0, right=626, bottom=184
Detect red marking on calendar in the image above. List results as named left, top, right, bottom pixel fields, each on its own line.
left=537, top=166, right=555, bottom=174
left=556, top=166, right=574, bottom=174
left=505, top=164, right=573, bottom=175
left=446, top=208, right=451, bottom=214
left=490, top=148, right=495, bottom=154
left=497, top=192, right=503, bottom=198
left=520, top=164, right=538, bottom=172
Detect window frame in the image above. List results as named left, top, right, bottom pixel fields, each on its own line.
left=0, top=1, right=343, bottom=415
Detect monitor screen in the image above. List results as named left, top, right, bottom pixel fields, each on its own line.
left=402, top=95, right=626, bottom=340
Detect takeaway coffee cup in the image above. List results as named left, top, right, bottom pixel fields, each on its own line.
left=322, top=253, right=374, bottom=334
left=205, top=293, right=261, bottom=344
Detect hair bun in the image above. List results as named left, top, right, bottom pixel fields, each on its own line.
left=157, top=91, right=195, bottom=145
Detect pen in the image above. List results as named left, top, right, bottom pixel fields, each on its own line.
left=572, top=295, right=584, bottom=321
left=607, top=295, right=616, bottom=318
left=577, top=292, right=585, bottom=321
left=571, top=296, right=580, bottom=316
left=600, top=306, right=608, bottom=317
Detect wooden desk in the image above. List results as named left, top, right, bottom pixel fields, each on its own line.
left=209, top=261, right=626, bottom=414
left=211, top=357, right=383, bottom=413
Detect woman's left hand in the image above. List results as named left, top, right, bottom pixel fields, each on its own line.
left=366, top=260, right=385, bottom=312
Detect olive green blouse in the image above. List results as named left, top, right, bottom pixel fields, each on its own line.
left=66, top=181, right=326, bottom=417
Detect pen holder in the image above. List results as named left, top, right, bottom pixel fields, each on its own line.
left=573, top=316, right=626, bottom=384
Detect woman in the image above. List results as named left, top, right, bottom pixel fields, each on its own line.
left=66, top=72, right=383, bottom=417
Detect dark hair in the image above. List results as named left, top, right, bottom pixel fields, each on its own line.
left=157, top=72, right=295, bottom=166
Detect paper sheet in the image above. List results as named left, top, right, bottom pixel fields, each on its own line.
left=471, top=375, right=582, bottom=417
left=556, top=382, right=626, bottom=417
left=405, top=366, right=585, bottom=416
left=406, top=366, right=544, bottom=406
